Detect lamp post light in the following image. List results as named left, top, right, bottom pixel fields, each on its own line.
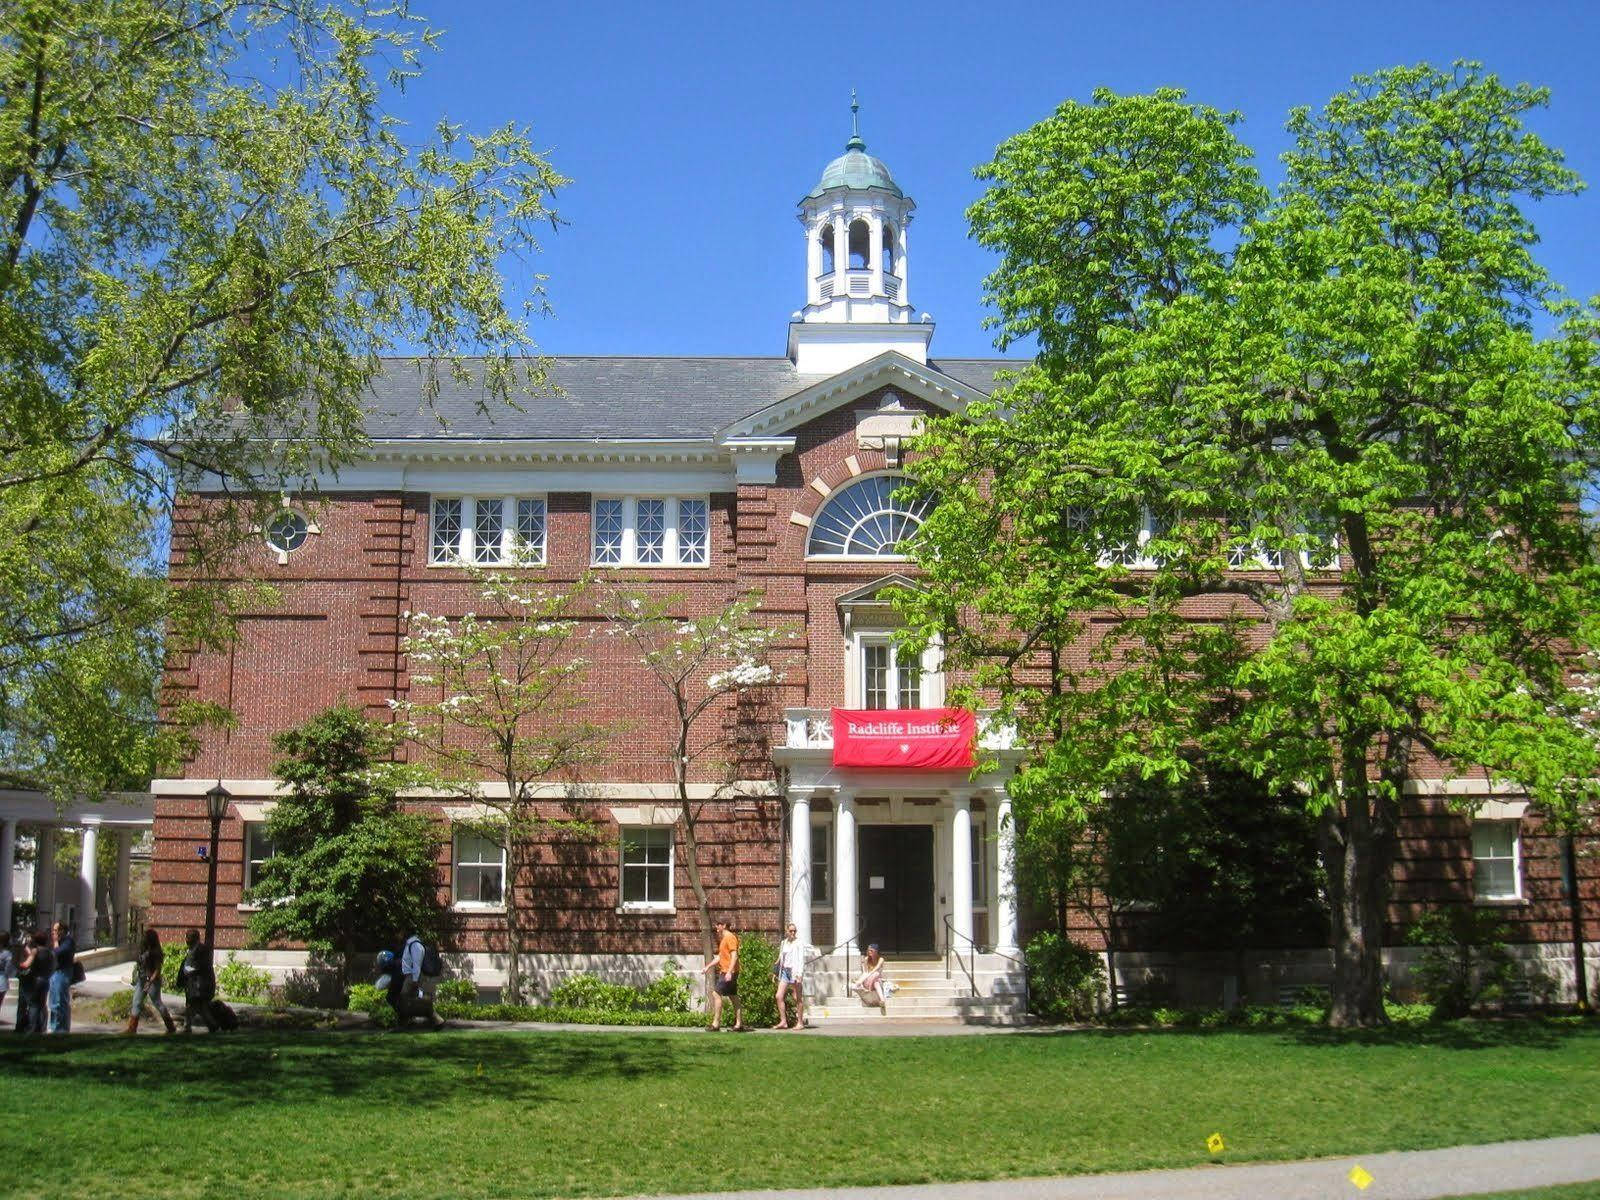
left=203, top=782, right=231, bottom=952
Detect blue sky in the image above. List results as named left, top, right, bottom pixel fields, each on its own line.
left=389, top=0, right=1600, bottom=361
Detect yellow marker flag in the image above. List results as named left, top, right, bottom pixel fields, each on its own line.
left=1206, top=1133, right=1225, bottom=1155
left=1348, top=1165, right=1374, bottom=1190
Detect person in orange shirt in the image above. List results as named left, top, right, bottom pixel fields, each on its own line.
left=700, top=918, right=743, bottom=1031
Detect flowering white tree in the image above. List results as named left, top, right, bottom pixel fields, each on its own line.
left=609, top=592, right=792, bottom=966
left=391, top=570, right=607, bottom=1004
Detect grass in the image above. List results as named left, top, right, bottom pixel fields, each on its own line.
left=0, top=1020, right=1595, bottom=1199
left=1442, top=1186, right=1600, bottom=1200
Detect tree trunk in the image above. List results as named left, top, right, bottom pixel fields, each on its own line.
left=679, top=798, right=716, bottom=1007
left=1322, top=798, right=1396, bottom=1027
left=502, top=832, right=528, bottom=1006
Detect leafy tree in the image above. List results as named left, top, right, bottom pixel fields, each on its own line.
left=608, top=593, right=789, bottom=972
left=248, top=705, right=442, bottom=985
left=0, top=1, right=565, bottom=791
left=391, top=571, right=608, bottom=1005
left=902, top=64, right=1600, bottom=1025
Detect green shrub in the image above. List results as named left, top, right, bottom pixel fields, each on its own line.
left=436, top=978, right=478, bottom=1005
left=278, top=970, right=325, bottom=1008
left=162, top=942, right=187, bottom=990
left=640, top=960, right=691, bottom=1013
left=1408, top=907, right=1518, bottom=1019
left=434, top=1001, right=702, bottom=1027
left=347, top=983, right=398, bottom=1028
left=1024, top=931, right=1106, bottom=1022
left=733, top=934, right=778, bottom=1028
left=102, top=989, right=133, bottom=1022
left=217, top=953, right=272, bottom=1003
left=548, top=962, right=693, bottom=1013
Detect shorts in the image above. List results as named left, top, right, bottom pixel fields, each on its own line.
left=714, top=974, right=738, bottom=997
left=778, top=967, right=799, bottom=985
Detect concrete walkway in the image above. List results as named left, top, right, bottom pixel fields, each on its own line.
left=635, top=1135, right=1600, bottom=1200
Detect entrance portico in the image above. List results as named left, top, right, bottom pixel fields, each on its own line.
left=777, top=709, right=1021, bottom=962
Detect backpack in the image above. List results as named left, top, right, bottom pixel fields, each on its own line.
left=420, top=943, right=443, bottom=978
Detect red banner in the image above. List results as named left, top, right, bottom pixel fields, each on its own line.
left=831, top=708, right=976, bottom=770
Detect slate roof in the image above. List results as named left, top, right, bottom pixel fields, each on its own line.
left=364, top=355, right=1017, bottom=441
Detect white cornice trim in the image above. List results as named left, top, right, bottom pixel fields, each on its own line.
left=150, top=779, right=778, bottom=800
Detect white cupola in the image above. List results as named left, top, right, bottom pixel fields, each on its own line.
left=787, top=93, right=934, bottom=374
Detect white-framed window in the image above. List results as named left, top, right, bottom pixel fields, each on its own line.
left=971, top=819, right=988, bottom=911
left=811, top=816, right=832, bottom=909
left=861, top=635, right=924, bottom=710
left=620, top=826, right=673, bottom=911
left=1074, top=505, right=1340, bottom=572
left=1472, top=820, right=1522, bottom=902
left=590, top=497, right=711, bottom=568
left=244, top=823, right=278, bottom=891
left=264, top=509, right=309, bottom=555
left=807, top=474, right=932, bottom=559
left=430, top=496, right=548, bottom=566
left=452, top=829, right=506, bottom=908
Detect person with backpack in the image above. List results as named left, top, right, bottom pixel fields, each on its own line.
left=14, top=930, right=52, bottom=1034
left=398, top=929, right=445, bottom=1029
left=178, top=928, right=218, bottom=1033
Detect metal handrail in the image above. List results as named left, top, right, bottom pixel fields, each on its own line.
left=804, top=916, right=868, bottom=985
left=943, top=915, right=1031, bottom=1009
left=942, top=913, right=978, bottom=998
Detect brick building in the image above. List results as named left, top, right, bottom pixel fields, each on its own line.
left=149, top=120, right=1596, bottom=1011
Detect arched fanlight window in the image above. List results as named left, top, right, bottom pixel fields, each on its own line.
left=882, top=223, right=895, bottom=274
left=807, top=474, right=932, bottom=557
left=819, top=224, right=835, bottom=276
left=848, top=220, right=870, bottom=269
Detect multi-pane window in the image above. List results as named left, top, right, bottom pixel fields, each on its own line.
left=971, top=820, right=988, bottom=909
left=473, top=498, right=505, bottom=564
left=264, top=510, right=309, bottom=555
left=1472, top=821, right=1521, bottom=901
left=636, top=498, right=666, bottom=565
left=862, top=638, right=923, bottom=710
left=431, top=496, right=546, bottom=566
left=453, top=830, right=505, bottom=906
left=590, top=497, right=712, bottom=567
left=620, top=826, right=673, bottom=910
left=807, top=474, right=932, bottom=557
left=515, top=498, right=547, bottom=564
left=244, top=824, right=278, bottom=891
left=811, top=817, right=832, bottom=908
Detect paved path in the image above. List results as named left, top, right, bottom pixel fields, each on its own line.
left=634, top=1135, right=1600, bottom=1200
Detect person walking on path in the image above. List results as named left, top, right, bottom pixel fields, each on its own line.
left=774, top=922, right=805, bottom=1030
left=178, top=928, right=218, bottom=1034
left=47, top=920, right=74, bottom=1033
left=700, top=918, right=743, bottom=1031
left=14, top=931, right=52, bottom=1034
left=399, top=929, right=445, bottom=1030
left=125, top=928, right=177, bottom=1035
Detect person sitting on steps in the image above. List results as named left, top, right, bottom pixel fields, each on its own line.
left=855, top=943, right=891, bottom=1013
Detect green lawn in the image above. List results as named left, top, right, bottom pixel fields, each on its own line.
left=0, top=1021, right=1595, bottom=1199
left=1443, top=1186, right=1600, bottom=1200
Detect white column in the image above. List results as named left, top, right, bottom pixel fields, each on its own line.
left=113, top=830, right=133, bottom=947
left=788, top=789, right=812, bottom=953
left=994, top=788, right=1019, bottom=954
left=806, top=222, right=821, bottom=306
left=950, top=795, right=973, bottom=949
left=868, top=212, right=885, bottom=297
left=37, top=826, right=57, bottom=926
left=832, top=217, right=847, bottom=303
left=0, top=818, right=15, bottom=936
left=897, top=220, right=910, bottom=310
left=79, top=823, right=100, bottom=948
left=833, top=789, right=857, bottom=955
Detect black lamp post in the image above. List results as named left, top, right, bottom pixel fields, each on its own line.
left=203, top=782, right=231, bottom=951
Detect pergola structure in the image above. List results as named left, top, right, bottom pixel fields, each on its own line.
left=1, top=790, right=154, bottom=948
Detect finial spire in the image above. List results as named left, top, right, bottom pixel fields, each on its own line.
left=846, top=88, right=865, bottom=151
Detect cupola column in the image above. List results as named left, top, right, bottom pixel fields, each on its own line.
left=832, top=218, right=847, bottom=300
left=897, top=220, right=909, bottom=305
left=806, top=224, right=822, bottom=307
left=869, top=211, right=885, bottom=297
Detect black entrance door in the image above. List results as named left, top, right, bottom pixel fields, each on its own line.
left=858, top=825, right=935, bottom=954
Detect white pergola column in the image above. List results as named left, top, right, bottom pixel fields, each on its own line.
left=833, top=789, right=857, bottom=955
left=0, top=818, right=15, bottom=935
left=36, top=826, right=57, bottom=926
left=113, top=830, right=132, bottom=947
left=950, top=794, right=973, bottom=950
left=787, top=788, right=812, bottom=953
left=994, top=788, right=1019, bottom=954
left=79, top=823, right=99, bottom=947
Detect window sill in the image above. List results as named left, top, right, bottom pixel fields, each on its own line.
left=451, top=902, right=506, bottom=914
left=589, top=561, right=711, bottom=571
left=236, top=903, right=263, bottom=913
left=427, top=559, right=546, bottom=570
left=617, top=904, right=675, bottom=915
left=810, top=903, right=834, bottom=913
left=1473, top=896, right=1527, bottom=906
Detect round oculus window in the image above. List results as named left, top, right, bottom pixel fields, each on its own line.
left=265, top=509, right=309, bottom=554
